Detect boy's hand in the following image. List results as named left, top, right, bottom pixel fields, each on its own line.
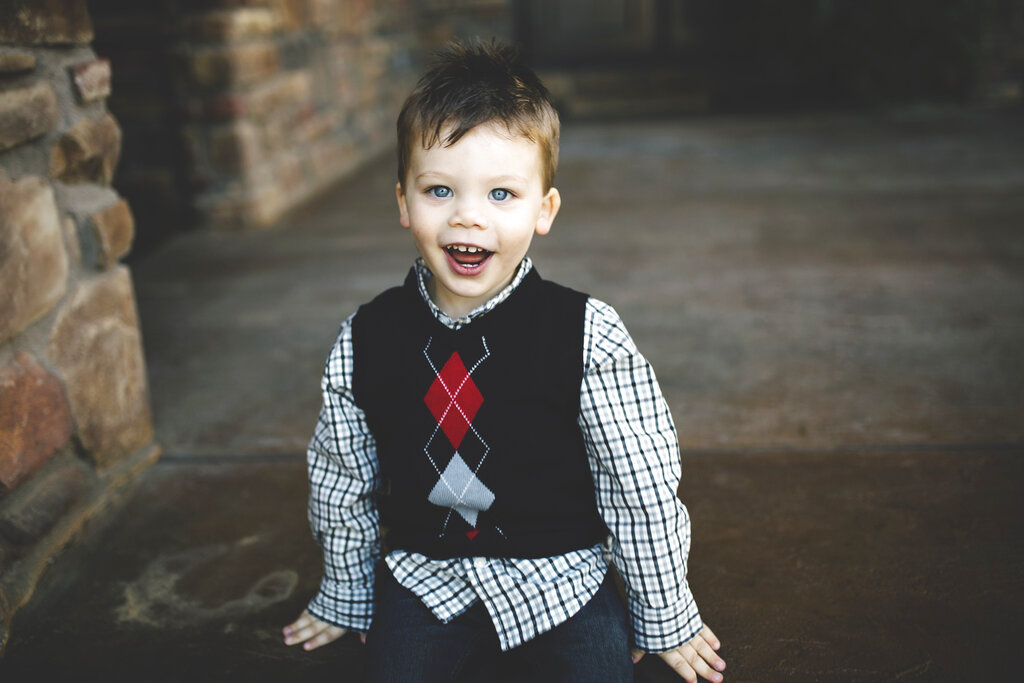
left=282, top=610, right=356, bottom=651
left=632, top=625, right=725, bottom=683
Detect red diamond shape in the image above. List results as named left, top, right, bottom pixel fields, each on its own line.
left=466, top=528, right=479, bottom=540
left=424, top=352, right=483, bottom=448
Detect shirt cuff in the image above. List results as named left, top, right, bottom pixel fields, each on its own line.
left=306, top=575, right=375, bottom=633
left=628, top=591, right=704, bottom=653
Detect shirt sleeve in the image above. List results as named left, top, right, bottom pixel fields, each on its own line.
left=305, top=314, right=382, bottom=632
left=579, top=298, right=703, bottom=653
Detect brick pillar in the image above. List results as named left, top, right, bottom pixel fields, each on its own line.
left=174, top=0, right=423, bottom=229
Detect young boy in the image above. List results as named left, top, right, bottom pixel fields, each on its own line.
left=283, top=41, right=726, bottom=682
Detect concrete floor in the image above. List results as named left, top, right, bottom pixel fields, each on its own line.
left=2, top=107, right=1023, bottom=681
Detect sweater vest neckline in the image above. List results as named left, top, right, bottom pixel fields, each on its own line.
left=401, top=264, right=543, bottom=334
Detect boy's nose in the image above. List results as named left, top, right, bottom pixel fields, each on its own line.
left=449, top=198, right=486, bottom=229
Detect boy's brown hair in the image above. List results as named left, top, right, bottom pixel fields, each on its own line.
left=396, top=40, right=560, bottom=191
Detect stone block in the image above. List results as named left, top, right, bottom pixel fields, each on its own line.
left=0, top=353, right=74, bottom=495
left=0, top=460, right=87, bottom=547
left=0, top=51, right=37, bottom=74
left=272, top=0, right=311, bottom=31
left=246, top=69, right=313, bottom=119
left=0, top=0, right=93, bottom=45
left=344, top=0, right=374, bottom=33
left=297, top=108, right=340, bottom=145
left=202, top=70, right=312, bottom=121
left=69, top=59, right=112, bottom=104
left=264, top=92, right=315, bottom=152
left=88, top=198, right=134, bottom=269
left=208, top=121, right=263, bottom=174
left=309, top=0, right=339, bottom=27
left=0, top=175, right=69, bottom=345
left=271, top=152, right=306, bottom=199
left=184, top=7, right=282, bottom=42
left=0, top=82, right=59, bottom=153
left=50, top=113, right=122, bottom=185
left=188, top=42, right=280, bottom=88
left=47, top=267, right=154, bottom=467
left=203, top=93, right=248, bottom=120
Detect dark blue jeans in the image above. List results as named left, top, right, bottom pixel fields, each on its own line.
left=365, top=568, right=634, bottom=682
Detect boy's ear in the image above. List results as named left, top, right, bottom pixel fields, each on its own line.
left=396, top=182, right=410, bottom=229
left=534, top=187, right=561, bottom=236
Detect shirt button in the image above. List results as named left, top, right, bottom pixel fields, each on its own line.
left=472, top=557, right=486, bottom=569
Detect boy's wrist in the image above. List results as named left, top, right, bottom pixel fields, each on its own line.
left=627, top=594, right=703, bottom=653
left=307, top=579, right=376, bottom=633
left=305, top=601, right=374, bottom=634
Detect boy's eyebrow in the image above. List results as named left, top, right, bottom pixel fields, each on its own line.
left=489, top=174, right=531, bottom=185
left=413, top=171, right=532, bottom=185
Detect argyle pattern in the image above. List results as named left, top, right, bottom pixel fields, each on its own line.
left=423, top=337, right=494, bottom=538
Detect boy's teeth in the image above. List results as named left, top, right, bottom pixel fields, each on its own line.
left=446, top=244, right=491, bottom=267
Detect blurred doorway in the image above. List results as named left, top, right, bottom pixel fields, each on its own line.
left=516, top=0, right=705, bottom=117
left=518, top=0, right=691, bottom=66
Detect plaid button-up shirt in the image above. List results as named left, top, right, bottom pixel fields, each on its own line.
left=306, top=258, right=703, bottom=652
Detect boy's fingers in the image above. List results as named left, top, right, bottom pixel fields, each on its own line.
left=282, top=611, right=351, bottom=651
left=631, top=649, right=645, bottom=664
left=284, top=622, right=317, bottom=645
left=683, top=646, right=723, bottom=682
left=303, top=626, right=346, bottom=651
left=282, top=610, right=314, bottom=636
left=659, top=650, right=697, bottom=683
left=692, top=637, right=726, bottom=672
left=700, top=625, right=721, bottom=650
left=285, top=619, right=332, bottom=647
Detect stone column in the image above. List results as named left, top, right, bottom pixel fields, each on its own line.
left=0, top=0, right=159, bottom=655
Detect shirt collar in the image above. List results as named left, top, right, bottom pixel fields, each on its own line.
left=414, top=257, right=534, bottom=329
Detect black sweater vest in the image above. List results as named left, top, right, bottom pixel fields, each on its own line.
left=351, top=268, right=608, bottom=559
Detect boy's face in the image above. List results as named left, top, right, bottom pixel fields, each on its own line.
left=396, top=122, right=560, bottom=319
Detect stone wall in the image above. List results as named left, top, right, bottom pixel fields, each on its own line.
left=178, top=0, right=419, bottom=229
left=0, top=0, right=159, bottom=653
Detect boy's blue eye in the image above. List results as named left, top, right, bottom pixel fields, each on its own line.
left=429, top=186, right=452, bottom=198
left=490, top=188, right=510, bottom=201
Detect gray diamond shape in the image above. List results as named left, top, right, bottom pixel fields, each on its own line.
left=428, top=453, right=494, bottom=527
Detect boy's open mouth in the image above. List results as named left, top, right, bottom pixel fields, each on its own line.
left=445, top=244, right=493, bottom=268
